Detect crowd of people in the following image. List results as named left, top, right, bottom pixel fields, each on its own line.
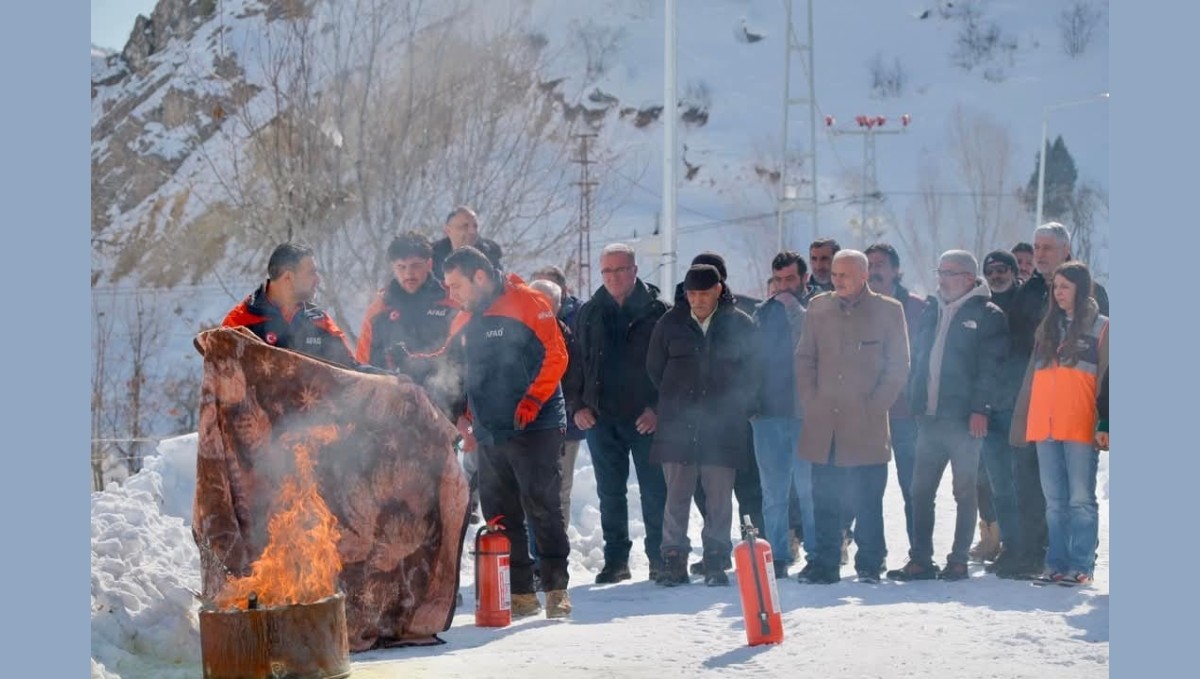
left=220, top=205, right=1111, bottom=620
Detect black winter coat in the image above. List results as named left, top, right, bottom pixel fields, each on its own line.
left=564, top=280, right=669, bottom=423
left=222, top=283, right=357, bottom=368
left=989, top=282, right=1025, bottom=412
left=430, top=236, right=504, bottom=282
left=645, top=298, right=758, bottom=469
left=908, top=284, right=1010, bottom=421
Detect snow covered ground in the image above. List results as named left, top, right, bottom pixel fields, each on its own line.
left=91, top=434, right=1109, bottom=678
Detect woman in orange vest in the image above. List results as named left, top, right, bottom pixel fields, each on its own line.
left=1012, top=262, right=1109, bottom=586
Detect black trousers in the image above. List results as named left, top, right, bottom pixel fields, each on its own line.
left=1013, top=443, right=1048, bottom=563
left=477, top=428, right=570, bottom=594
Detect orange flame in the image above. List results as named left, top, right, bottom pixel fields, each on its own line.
left=216, top=436, right=342, bottom=610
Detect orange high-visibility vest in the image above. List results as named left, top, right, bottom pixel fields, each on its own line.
left=1025, top=314, right=1109, bottom=445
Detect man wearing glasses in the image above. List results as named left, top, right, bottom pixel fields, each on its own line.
left=976, top=250, right=1031, bottom=578
left=564, top=243, right=670, bottom=583
left=888, top=251, right=1008, bottom=581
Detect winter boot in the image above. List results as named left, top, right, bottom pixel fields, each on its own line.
left=703, top=551, right=729, bottom=586
left=886, top=560, right=940, bottom=581
left=939, top=562, right=970, bottom=581
left=691, top=554, right=731, bottom=575
left=796, top=561, right=840, bottom=585
left=595, top=561, right=632, bottom=584
left=657, top=549, right=690, bottom=587
left=968, top=520, right=1001, bottom=563
left=511, top=593, right=542, bottom=618
left=648, top=557, right=665, bottom=582
left=987, top=545, right=1017, bottom=574
left=545, top=590, right=572, bottom=618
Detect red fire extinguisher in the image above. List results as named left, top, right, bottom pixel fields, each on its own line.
left=473, top=515, right=512, bottom=627
left=733, top=514, right=784, bottom=646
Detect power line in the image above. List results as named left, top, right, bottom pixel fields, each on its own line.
left=609, top=166, right=729, bottom=224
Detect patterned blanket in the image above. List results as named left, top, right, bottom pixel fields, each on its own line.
left=192, top=326, right=467, bottom=650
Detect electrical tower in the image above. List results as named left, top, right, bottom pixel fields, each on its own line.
left=826, top=113, right=910, bottom=247
left=776, top=0, right=820, bottom=252
left=572, top=132, right=598, bottom=296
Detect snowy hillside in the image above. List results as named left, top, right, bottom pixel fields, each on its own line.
left=92, top=0, right=1109, bottom=295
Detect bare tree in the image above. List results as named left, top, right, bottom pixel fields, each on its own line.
left=90, top=290, right=167, bottom=485
left=200, top=0, right=586, bottom=339
left=1059, top=1, right=1104, bottom=58
left=894, top=108, right=1026, bottom=293
left=91, top=303, right=114, bottom=491
left=1066, top=179, right=1108, bottom=276
left=160, top=362, right=203, bottom=435
left=116, top=293, right=165, bottom=475
left=946, top=104, right=1024, bottom=257
left=898, top=159, right=949, bottom=294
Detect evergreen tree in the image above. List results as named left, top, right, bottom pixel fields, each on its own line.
left=1024, top=134, right=1078, bottom=221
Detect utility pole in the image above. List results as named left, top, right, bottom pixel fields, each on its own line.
left=776, top=0, right=820, bottom=252
left=826, top=113, right=910, bottom=247
left=661, top=0, right=678, bottom=295
left=572, top=132, right=598, bottom=296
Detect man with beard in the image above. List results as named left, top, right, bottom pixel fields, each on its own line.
left=222, top=242, right=357, bottom=367
left=975, top=249, right=1027, bottom=576
left=751, top=251, right=816, bottom=578
left=803, top=238, right=840, bottom=304
left=887, top=251, right=1007, bottom=582
left=1011, top=242, right=1034, bottom=283
left=356, top=231, right=458, bottom=385
left=442, top=246, right=572, bottom=619
left=864, top=243, right=929, bottom=562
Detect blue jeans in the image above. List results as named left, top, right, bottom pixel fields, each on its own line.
left=981, top=410, right=1021, bottom=548
left=585, top=418, right=667, bottom=565
left=889, top=417, right=919, bottom=548
left=751, top=417, right=815, bottom=564
left=1036, top=440, right=1099, bottom=576
left=812, top=445, right=888, bottom=573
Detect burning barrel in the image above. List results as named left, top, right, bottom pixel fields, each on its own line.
left=199, top=592, right=350, bottom=679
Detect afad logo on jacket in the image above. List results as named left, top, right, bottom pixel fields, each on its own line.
left=265, top=332, right=278, bottom=345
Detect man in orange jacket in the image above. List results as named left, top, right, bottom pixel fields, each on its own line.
left=442, top=246, right=572, bottom=620
left=222, top=241, right=357, bottom=368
